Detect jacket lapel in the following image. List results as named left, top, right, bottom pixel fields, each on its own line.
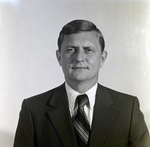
left=46, top=84, right=78, bottom=147
left=88, top=84, right=118, bottom=147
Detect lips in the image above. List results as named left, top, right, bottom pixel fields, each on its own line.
left=72, top=67, right=88, bottom=69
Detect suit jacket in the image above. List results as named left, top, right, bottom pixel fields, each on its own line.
left=14, top=83, right=150, bottom=147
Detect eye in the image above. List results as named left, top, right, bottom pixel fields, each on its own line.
left=66, top=48, right=75, bottom=53
left=84, top=47, right=94, bottom=53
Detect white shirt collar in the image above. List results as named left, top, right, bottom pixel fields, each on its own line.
left=65, top=82, right=98, bottom=111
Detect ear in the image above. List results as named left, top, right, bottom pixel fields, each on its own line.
left=100, top=50, right=107, bottom=68
left=56, top=50, right=62, bottom=66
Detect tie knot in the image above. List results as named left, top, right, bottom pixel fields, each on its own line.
left=76, top=94, right=89, bottom=107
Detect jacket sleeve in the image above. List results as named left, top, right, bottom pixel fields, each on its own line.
left=14, top=99, right=35, bottom=147
left=129, top=97, right=150, bottom=147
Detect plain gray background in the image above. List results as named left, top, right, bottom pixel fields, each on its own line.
left=0, top=0, right=150, bottom=146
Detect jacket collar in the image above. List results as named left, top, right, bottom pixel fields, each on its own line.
left=46, top=83, right=78, bottom=147
left=88, top=84, right=118, bottom=147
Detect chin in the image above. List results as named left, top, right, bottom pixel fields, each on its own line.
left=73, top=77, right=88, bottom=82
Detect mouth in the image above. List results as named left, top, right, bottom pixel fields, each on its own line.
left=72, top=67, right=88, bottom=69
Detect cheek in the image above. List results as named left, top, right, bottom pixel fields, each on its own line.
left=90, top=57, right=101, bottom=66
left=61, top=60, right=72, bottom=70
left=93, top=64, right=101, bottom=71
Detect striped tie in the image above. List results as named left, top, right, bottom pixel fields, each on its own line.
left=73, top=94, right=90, bottom=147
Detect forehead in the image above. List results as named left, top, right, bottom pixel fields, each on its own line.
left=61, top=31, right=100, bottom=47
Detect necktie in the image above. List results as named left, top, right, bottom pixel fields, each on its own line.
left=73, top=94, right=90, bottom=147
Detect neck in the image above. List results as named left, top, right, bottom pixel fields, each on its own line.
left=66, top=79, right=98, bottom=93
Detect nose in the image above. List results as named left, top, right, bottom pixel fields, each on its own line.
left=75, top=49, right=85, bottom=62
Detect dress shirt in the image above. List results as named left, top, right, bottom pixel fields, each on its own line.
left=65, top=82, right=98, bottom=127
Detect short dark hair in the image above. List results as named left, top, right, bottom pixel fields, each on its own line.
left=58, top=19, right=105, bottom=52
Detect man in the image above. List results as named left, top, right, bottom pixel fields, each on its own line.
left=14, top=19, right=150, bottom=147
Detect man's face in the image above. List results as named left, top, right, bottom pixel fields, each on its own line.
left=56, top=31, right=107, bottom=85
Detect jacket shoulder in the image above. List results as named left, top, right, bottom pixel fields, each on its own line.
left=24, top=83, right=65, bottom=106
left=99, top=84, right=137, bottom=105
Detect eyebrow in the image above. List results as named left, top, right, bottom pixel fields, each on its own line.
left=66, top=45, right=78, bottom=48
left=66, top=43, right=94, bottom=48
